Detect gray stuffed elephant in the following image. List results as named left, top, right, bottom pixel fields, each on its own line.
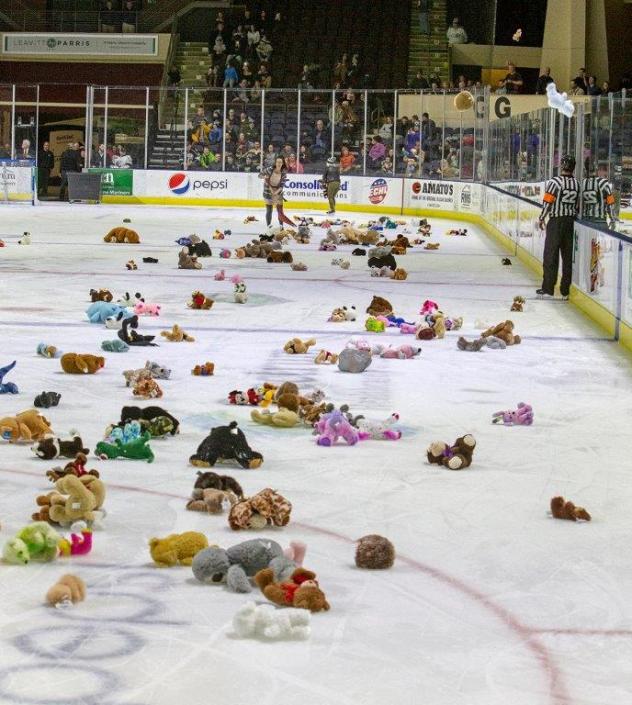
left=191, top=538, right=297, bottom=592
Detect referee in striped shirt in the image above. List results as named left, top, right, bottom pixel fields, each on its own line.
left=582, top=164, right=616, bottom=226
left=537, top=155, right=580, bottom=299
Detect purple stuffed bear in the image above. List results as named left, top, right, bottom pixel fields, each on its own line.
left=492, top=402, right=533, bottom=426
left=314, top=410, right=359, bottom=446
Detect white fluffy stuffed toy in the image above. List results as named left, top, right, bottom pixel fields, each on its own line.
left=232, top=601, right=311, bottom=641
left=546, top=82, right=575, bottom=118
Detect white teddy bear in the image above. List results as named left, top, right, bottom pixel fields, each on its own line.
left=232, top=601, right=311, bottom=641
left=546, top=82, right=575, bottom=118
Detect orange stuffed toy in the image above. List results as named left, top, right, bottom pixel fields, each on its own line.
left=550, top=496, right=591, bottom=522
left=103, top=227, right=140, bottom=244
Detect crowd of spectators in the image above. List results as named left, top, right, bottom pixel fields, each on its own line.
left=99, top=0, right=139, bottom=33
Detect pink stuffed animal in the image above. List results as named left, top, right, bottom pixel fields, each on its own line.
left=346, top=338, right=384, bottom=356
left=380, top=345, right=421, bottom=359
left=399, top=323, right=418, bottom=335
left=220, top=249, right=231, bottom=259
left=283, top=540, right=306, bottom=565
left=492, top=402, right=533, bottom=426
left=315, top=410, right=359, bottom=446
left=134, top=301, right=161, bottom=316
left=420, top=299, right=439, bottom=316
left=214, top=269, right=226, bottom=281
left=357, top=413, right=402, bottom=441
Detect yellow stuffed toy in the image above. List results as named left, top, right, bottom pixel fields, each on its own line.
left=0, top=409, right=52, bottom=443
left=32, top=475, right=106, bottom=526
left=149, top=532, right=209, bottom=567
left=160, top=324, right=195, bottom=342
left=283, top=338, right=316, bottom=354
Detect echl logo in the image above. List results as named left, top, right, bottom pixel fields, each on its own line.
left=369, top=178, right=388, bottom=204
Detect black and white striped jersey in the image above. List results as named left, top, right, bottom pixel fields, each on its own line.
left=581, top=176, right=615, bottom=220
left=540, top=176, right=580, bottom=219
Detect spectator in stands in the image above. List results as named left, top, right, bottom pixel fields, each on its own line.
left=378, top=116, right=394, bottom=143
left=247, top=24, right=260, bottom=50
left=339, top=100, right=358, bottom=142
left=446, top=17, right=467, bottom=45
left=212, top=33, right=227, bottom=60
left=298, top=144, right=310, bottom=167
left=256, top=33, right=273, bottom=63
left=410, top=70, right=430, bottom=90
left=242, top=61, right=254, bottom=83
left=339, top=144, right=355, bottom=172
left=312, top=119, right=328, bottom=161
left=37, top=140, right=54, bottom=198
left=263, top=143, right=277, bottom=168
left=258, top=63, right=272, bottom=89
left=286, top=154, right=304, bottom=174
left=502, top=63, right=523, bottom=94
left=346, top=54, right=361, bottom=87
left=333, top=55, right=348, bottom=87
left=404, top=124, right=421, bottom=153
left=168, top=65, right=182, bottom=86
left=382, top=150, right=394, bottom=174
left=121, top=0, right=136, bottom=33
left=112, top=146, right=132, bottom=168
left=199, top=145, right=218, bottom=169
left=59, top=142, right=80, bottom=201
left=248, top=140, right=262, bottom=163
left=536, top=67, right=554, bottom=95
left=299, top=64, right=314, bottom=90
left=206, top=64, right=221, bottom=87
left=421, top=112, right=435, bottom=138
left=224, top=60, right=239, bottom=88
left=601, top=80, right=612, bottom=94
left=232, top=25, right=246, bottom=54
left=586, top=76, right=601, bottom=96
left=573, top=68, right=588, bottom=92
left=191, top=118, right=212, bottom=148
left=569, top=79, right=585, bottom=96
left=209, top=120, right=222, bottom=146
left=417, top=0, right=432, bottom=35
left=368, top=136, right=386, bottom=170
left=233, top=80, right=252, bottom=104
left=100, top=0, right=118, bottom=32
left=0, top=143, right=10, bottom=159
left=192, top=106, right=207, bottom=128
left=18, top=139, right=33, bottom=160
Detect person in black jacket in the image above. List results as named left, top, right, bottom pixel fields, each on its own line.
left=59, top=143, right=80, bottom=202
left=37, top=141, right=55, bottom=198
left=322, top=156, right=341, bottom=214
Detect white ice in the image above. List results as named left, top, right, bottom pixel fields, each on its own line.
left=0, top=203, right=630, bottom=705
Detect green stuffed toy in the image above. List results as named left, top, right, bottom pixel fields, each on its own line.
left=365, top=316, right=386, bottom=333
left=3, top=522, right=61, bottom=564
left=95, top=431, right=155, bottom=463
left=141, top=416, right=174, bottom=438
left=101, top=339, right=130, bottom=353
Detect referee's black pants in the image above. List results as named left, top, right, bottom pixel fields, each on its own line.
left=541, top=216, right=575, bottom=296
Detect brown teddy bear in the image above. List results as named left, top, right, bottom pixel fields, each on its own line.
left=267, top=251, right=293, bottom=264
left=61, top=353, right=105, bottom=374
left=283, top=338, right=316, bottom=354
left=186, top=488, right=238, bottom=514
left=149, top=531, right=209, bottom=567
left=133, top=377, right=163, bottom=399
left=33, top=474, right=106, bottom=526
left=255, top=567, right=330, bottom=612
left=392, top=268, right=408, bottom=281
left=427, top=435, right=476, bottom=470
left=550, top=496, right=591, bottom=522
left=511, top=296, right=525, bottom=312
left=482, top=320, right=521, bottom=345
left=46, top=574, right=86, bottom=606
left=33, top=435, right=89, bottom=460
left=228, top=488, right=292, bottom=530
left=89, top=288, right=113, bottom=302
left=192, top=362, right=215, bottom=376
left=0, top=409, right=53, bottom=442
left=161, top=324, right=195, bottom=342
left=104, top=227, right=140, bottom=244
left=178, top=249, right=202, bottom=270
left=358, top=229, right=380, bottom=245
left=188, top=291, right=214, bottom=309
left=46, top=452, right=99, bottom=482
left=366, top=295, right=393, bottom=317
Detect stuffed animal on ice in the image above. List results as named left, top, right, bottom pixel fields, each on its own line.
left=232, top=601, right=311, bottom=640
left=283, top=338, right=316, bottom=354
left=366, top=295, right=393, bottom=317
left=104, top=227, right=140, bottom=244
left=187, top=488, right=238, bottom=514
left=89, top=288, right=113, bottom=303
left=367, top=245, right=397, bottom=271
left=101, top=339, right=129, bottom=352
left=190, top=421, right=263, bottom=469
left=61, top=353, right=105, bottom=374
left=481, top=320, right=521, bottom=345
left=120, top=405, right=179, bottom=435
left=193, top=470, right=244, bottom=499
left=550, top=496, right=591, bottom=522
left=32, top=475, right=106, bottom=527
left=492, top=402, right=533, bottom=426
left=251, top=408, right=300, bottom=427
left=149, top=531, right=209, bottom=567
left=329, top=305, right=356, bottom=322
left=255, top=567, right=330, bottom=612
left=3, top=522, right=61, bottom=564
left=355, top=535, right=396, bottom=569
left=228, top=488, right=292, bottom=531
left=357, top=414, right=402, bottom=441
left=0, top=360, right=18, bottom=394
left=314, top=350, right=338, bottom=365
left=32, top=435, right=89, bottom=460
left=427, top=434, right=476, bottom=470
left=161, top=324, right=195, bottom=342
left=365, top=316, right=385, bottom=333
left=134, top=301, right=161, bottom=317
left=95, top=431, right=154, bottom=463
left=46, top=453, right=100, bottom=482
left=192, top=538, right=297, bottom=593
left=86, top=302, right=131, bottom=324
left=232, top=275, right=248, bottom=304
left=178, top=248, right=202, bottom=270
left=546, top=82, right=575, bottom=118
left=0, top=409, right=52, bottom=443
left=314, top=410, right=359, bottom=446
left=380, top=345, right=421, bottom=359
left=188, top=291, right=214, bottom=309
left=117, top=315, right=157, bottom=347
left=511, top=296, right=525, bottom=312
left=133, top=377, right=163, bottom=399
left=46, top=574, right=87, bottom=606
left=36, top=343, right=60, bottom=358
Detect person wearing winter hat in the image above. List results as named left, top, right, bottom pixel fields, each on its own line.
left=322, top=156, right=341, bottom=214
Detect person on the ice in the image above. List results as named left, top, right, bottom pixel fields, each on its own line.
left=322, top=156, right=341, bottom=215
left=259, top=156, right=295, bottom=229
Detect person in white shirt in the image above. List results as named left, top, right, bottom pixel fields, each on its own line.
left=446, top=17, right=468, bottom=45
left=112, top=146, right=133, bottom=169
left=247, top=25, right=260, bottom=47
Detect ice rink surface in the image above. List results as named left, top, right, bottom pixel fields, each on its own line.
left=0, top=203, right=630, bottom=705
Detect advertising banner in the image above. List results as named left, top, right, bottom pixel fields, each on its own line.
left=0, top=165, right=33, bottom=201
left=87, top=168, right=133, bottom=196
left=282, top=174, right=351, bottom=204
left=2, top=33, right=158, bottom=57
left=404, top=179, right=457, bottom=210
left=136, top=170, right=248, bottom=201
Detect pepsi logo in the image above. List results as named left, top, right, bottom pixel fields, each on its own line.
left=369, top=178, right=388, bottom=204
left=168, top=173, right=190, bottom=195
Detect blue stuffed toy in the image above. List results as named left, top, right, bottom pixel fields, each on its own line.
left=175, top=237, right=192, bottom=247
left=0, top=360, right=18, bottom=394
left=86, top=302, right=133, bottom=324
left=104, top=420, right=142, bottom=445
